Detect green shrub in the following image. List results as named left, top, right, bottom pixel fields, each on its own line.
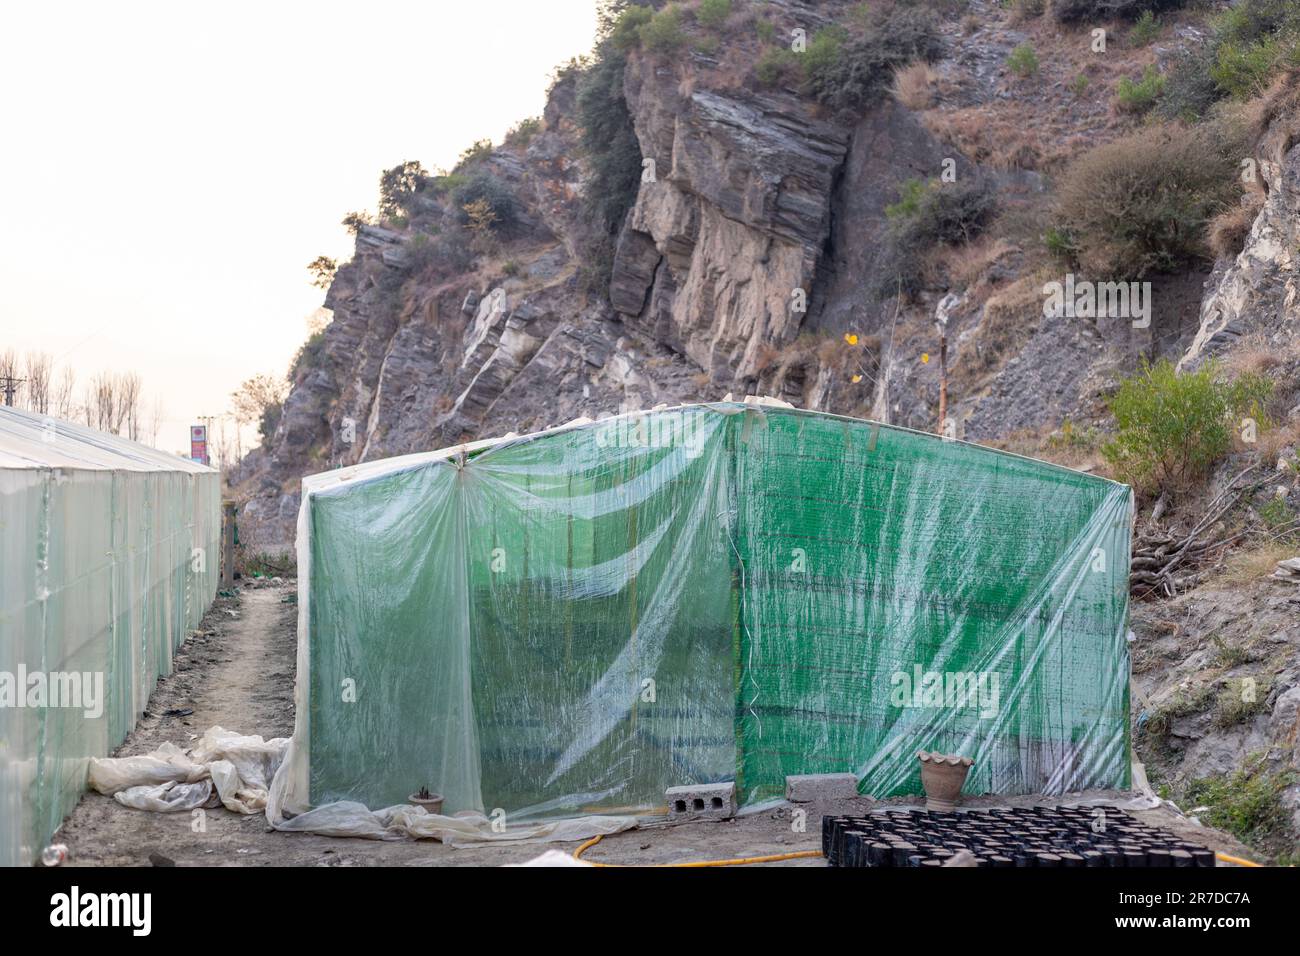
left=755, top=18, right=776, bottom=44
left=576, top=38, right=643, bottom=239
left=425, top=172, right=468, bottom=196
left=1006, top=42, right=1039, bottom=78
left=1043, top=226, right=1077, bottom=263
left=1210, top=633, right=1252, bottom=668
left=1102, top=359, right=1274, bottom=494
left=1129, top=10, right=1160, bottom=45
left=639, top=5, right=686, bottom=52
left=290, top=332, right=329, bottom=380
left=1258, top=495, right=1297, bottom=537
left=573, top=8, right=647, bottom=290
left=803, top=25, right=848, bottom=89
left=455, top=139, right=494, bottom=169
left=1211, top=36, right=1289, bottom=97
left=450, top=172, right=519, bottom=231
left=378, top=160, right=429, bottom=218
left=505, top=116, right=542, bottom=148
left=257, top=403, right=282, bottom=443
left=804, top=9, right=943, bottom=111
left=1184, top=756, right=1295, bottom=857
left=876, top=177, right=997, bottom=297
left=1051, top=0, right=1187, bottom=23
left=696, top=0, right=732, bottom=31
left=755, top=47, right=803, bottom=86
left=1116, top=65, right=1166, bottom=112
left=1213, top=677, right=1270, bottom=729
left=609, top=4, right=654, bottom=50
left=1054, top=119, right=1248, bottom=279
left=1159, top=45, right=1222, bottom=121
left=1161, top=0, right=1300, bottom=116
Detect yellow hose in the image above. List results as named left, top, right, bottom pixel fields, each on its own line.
left=573, top=833, right=822, bottom=867
left=573, top=836, right=1266, bottom=868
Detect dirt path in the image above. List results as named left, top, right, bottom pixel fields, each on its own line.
left=54, top=583, right=1259, bottom=867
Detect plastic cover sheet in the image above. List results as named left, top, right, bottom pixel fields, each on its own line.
left=285, top=404, right=1130, bottom=822
left=0, top=407, right=220, bottom=866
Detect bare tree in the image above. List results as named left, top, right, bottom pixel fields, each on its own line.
left=24, top=352, right=52, bottom=414
left=230, top=373, right=288, bottom=429
left=116, top=371, right=142, bottom=439
left=89, top=372, right=118, bottom=431
left=146, top=394, right=166, bottom=445
left=54, top=366, right=77, bottom=420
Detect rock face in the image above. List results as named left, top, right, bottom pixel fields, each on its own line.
left=239, top=1, right=1292, bottom=551
left=1132, top=569, right=1300, bottom=850
left=1183, top=130, right=1300, bottom=367
left=611, top=61, right=850, bottom=384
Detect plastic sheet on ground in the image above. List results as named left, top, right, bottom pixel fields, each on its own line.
left=279, top=403, right=1133, bottom=823
left=91, top=728, right=637, bottom=847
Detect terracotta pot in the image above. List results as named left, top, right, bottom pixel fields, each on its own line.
left=917, top=751, right=973, bottom=811
left=408, top=792, right=444, bottom=815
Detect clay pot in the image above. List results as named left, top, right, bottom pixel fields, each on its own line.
left=917, top=751, right=973, bottom=812
left=408, top=791, right=444, bottom=815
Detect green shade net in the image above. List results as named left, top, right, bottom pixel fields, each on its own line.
left=297, top=404, right=1130, bottom=819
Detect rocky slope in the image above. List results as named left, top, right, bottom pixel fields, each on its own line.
left=237, top=0, right=1300, bottom=857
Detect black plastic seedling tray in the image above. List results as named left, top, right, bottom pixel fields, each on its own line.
left=821, top=806, right=1215, bottom=868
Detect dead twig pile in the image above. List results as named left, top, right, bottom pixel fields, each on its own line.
left=1130, top=465, right=1267, bottom=599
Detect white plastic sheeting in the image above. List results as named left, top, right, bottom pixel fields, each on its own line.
left=0, top=407, right=219, bottom=866
left=89, top=726, right=638, bottom=847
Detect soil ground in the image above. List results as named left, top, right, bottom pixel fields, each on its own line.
left=55, top=582, right=1261, bottom=867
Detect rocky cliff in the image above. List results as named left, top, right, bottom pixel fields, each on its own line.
left=238, top=0, right=1300, bottom=858
left=241, top=0, right=1300, bottom=536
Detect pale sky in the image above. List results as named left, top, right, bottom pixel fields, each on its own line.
left=0, top=0, right=599, bottom=455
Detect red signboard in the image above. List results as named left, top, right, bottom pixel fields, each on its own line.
left=190, top=425, right=209, bottom=466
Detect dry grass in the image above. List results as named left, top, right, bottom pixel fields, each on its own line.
left=1208, top=192, right=1265, bottom=260
left=1222, top=541, right=1296, bottom=586
left=981, top=421, right=1109, bottom=473
left=928, top=236, right=1017, bottom=294
left=1227, top=344, right=1283, bottom=377
left=920, top=10, right=1166, bottom=173
left=1257, top=419, right=1300, bottom=467
left=892, top=61, right=938, bottom=110
left=922, top=109, right=1048, bottom=170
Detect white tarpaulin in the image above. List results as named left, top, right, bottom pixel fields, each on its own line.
left=89, top=727, right=638, bottom=848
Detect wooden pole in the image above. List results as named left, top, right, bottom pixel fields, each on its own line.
left=221, top=500, right=236, bottom=588
left=937, top=330, right=948, bottom=436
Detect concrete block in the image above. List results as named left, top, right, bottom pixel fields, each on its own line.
left=665, top=782, right=736, bottom=821
left=785, top=772, right=860, bottom=802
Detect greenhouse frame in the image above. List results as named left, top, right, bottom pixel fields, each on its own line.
left=0, top=407, right=220, bottom=866
left=276, top=403, right=1132, bottom=822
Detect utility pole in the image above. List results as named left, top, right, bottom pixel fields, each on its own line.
left=1, top=374, right=25, bottom=406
